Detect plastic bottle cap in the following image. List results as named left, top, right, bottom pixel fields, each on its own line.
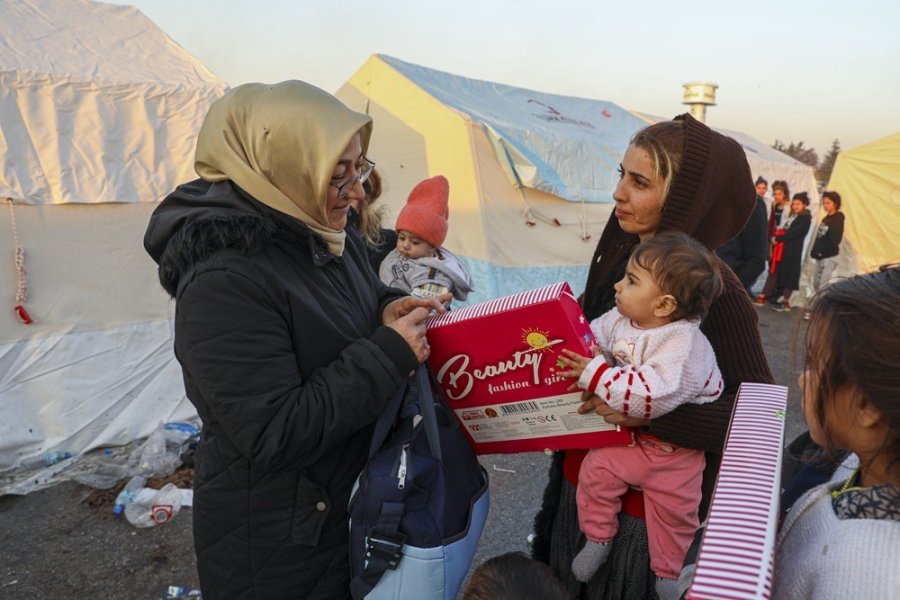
left=113, top=504, right=124, bottom=515
left=152, top=504, right=174, bottom=524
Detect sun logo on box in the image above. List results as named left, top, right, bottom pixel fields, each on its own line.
left=522, top=327, right=554, bottom=352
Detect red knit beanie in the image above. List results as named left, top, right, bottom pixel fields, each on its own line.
left=395, top=175, right=449, bottom=247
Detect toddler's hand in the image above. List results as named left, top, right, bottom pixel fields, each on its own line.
left=556, top=349, right=593, bottom=383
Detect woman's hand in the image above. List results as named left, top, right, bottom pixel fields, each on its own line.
left=381, top=294, right=451, bottom=325
left=577, top=391, right=650, bottom=427
left=387, top=306, right=434, bottom=364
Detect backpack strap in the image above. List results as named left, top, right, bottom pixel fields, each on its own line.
left=368, top=375, right=409, bottom=459
left=349, top=500, right=407, bottom=599
left=350, top=365, right=442, bottom=599
left=416, top=364, right=442, bottom=461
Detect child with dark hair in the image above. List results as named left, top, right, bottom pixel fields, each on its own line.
left=717, top=175, right=768, bottom=297
left=772, top=265, right=900, bottom=598
left=462, top=552, right=569, bottom=600
left=769, top=191, right=812, bottom=312
left=556, top=231, right=725, bottom=600
left=755, top=179, right=791, bottom=306
left=805, top=190, right=845, bottom=319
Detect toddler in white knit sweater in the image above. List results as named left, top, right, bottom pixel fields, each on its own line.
left=556, top=232, right=724, bottom=600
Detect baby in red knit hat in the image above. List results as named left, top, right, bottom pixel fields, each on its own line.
left=378, top=175, right=473, bottom=307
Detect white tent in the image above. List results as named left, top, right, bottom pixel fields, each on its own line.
left=0, top=0, right=226, bottom=470
left=713, top=126, right=820, bottom=215
left=825, top=132, right=900, bottom=275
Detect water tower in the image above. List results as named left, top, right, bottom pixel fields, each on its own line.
left=682, top=82, right=718, bottom=123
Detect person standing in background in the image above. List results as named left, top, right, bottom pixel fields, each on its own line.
left=755, top=180, right=791, bottom=306
left=770, top=192, right=812, bottom=312
left=717, top=176, right=768, bottom=298
left=805, top=190, right=845, bottom=320
left=755, top=176, right=769, bottom=200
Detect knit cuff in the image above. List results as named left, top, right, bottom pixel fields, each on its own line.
left=579, top=358, right=610, bottom=394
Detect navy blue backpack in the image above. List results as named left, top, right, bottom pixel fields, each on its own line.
left=349, top=365, right=490, bottom=600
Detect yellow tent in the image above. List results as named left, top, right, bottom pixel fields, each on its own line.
left=336, top=55, right=650, bottom=303
left=826, top=132, right=900, bottom=274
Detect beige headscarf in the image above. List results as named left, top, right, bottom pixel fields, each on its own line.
left=195, top=81, right=372, bottom=256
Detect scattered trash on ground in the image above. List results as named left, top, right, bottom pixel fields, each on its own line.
left=0, top=453, right=80, bottom=495
left=0, top=421, right=199, bottom=497
left=83, top=466, right=194, bottom=518
left=125, top=483, right=185, bottom=528
left=42, top=451, right=73, bottom=466
left=163, top=585, right=201, bottom=598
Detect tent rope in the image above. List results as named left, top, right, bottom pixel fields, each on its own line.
left=7, top=199, right=34, bottom=324
left=517, top=188, right=601, bottom=241
left=579, top=198, right=591, bottom=241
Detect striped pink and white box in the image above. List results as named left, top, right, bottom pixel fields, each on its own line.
left=687, top=382, right=788, bottom=600
left=425, top=282, right=571, bottom=329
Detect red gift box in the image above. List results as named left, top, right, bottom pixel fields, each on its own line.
left=425, top=282, right=634, bottom=454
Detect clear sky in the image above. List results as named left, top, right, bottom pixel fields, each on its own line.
left=111, top=0, right=900, bottom=158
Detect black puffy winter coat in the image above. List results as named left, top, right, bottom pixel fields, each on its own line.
left=144, top=180, right=416, bottom=599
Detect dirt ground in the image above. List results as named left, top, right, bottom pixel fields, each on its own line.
left=0, top=306, right=808, bottom=600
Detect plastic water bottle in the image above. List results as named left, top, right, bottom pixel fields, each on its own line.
left=164, top=586, right=201, bottom=598
left=113, top=475, right=146, bottom=515
left=43, top=451, right=72, bottom=466
left=128, top=423, right=182, bottom=478
left=124, top=483, right=183, bottom=528
left=163, top=421, right=201, bottom=458
left=163, top=421, right=200, bottom=440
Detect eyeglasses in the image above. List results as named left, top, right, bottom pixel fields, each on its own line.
left=330, top=157, right=375, bottom=200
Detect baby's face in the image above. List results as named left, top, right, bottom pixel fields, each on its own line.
left=396, top=230, right=435, bottom=259
left=612, top=260, right=668, bottom=328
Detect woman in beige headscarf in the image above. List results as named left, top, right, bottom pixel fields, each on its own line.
left=144, top=81, right=445, bottom=599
